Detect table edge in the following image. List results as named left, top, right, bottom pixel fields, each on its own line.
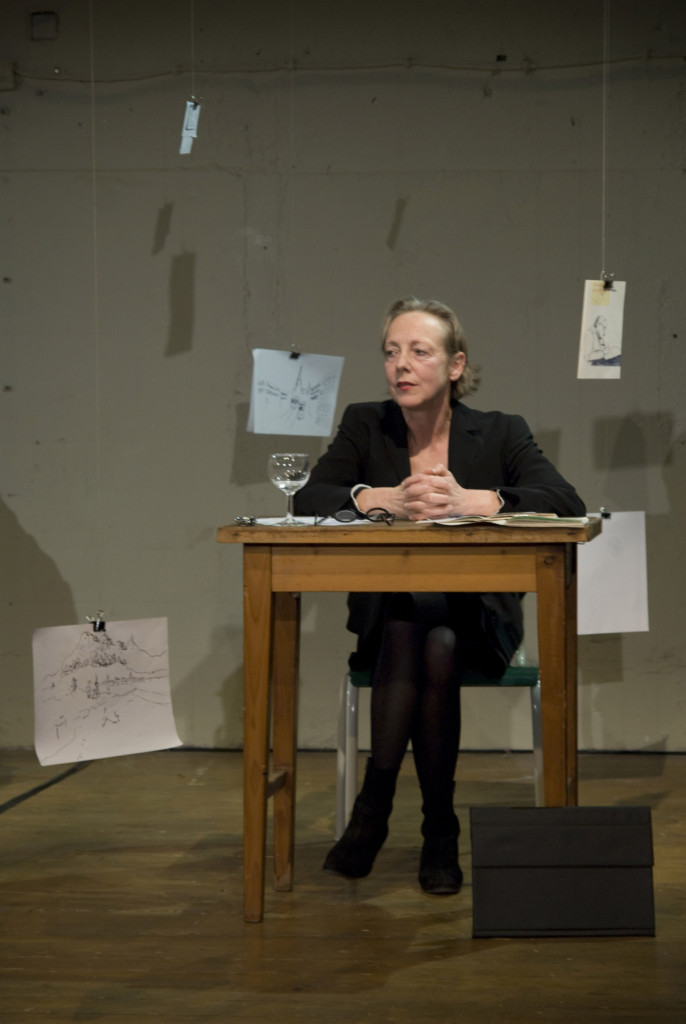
left=217, top=517, right=601, bottom=546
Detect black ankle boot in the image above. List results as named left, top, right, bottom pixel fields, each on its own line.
left=418, top=826, right=463, bottom=895
left=323, top=758, right=397, bottom=878
left=419, top=789, right=462, bottom=894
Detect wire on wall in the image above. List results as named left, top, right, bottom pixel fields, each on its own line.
left=13, top=51, right=685, bottom=87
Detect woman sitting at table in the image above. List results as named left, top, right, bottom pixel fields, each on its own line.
left=294, top=296, right=585, bottom=895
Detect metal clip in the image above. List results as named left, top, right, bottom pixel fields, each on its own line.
left=86, top=611, right=106, bottom=632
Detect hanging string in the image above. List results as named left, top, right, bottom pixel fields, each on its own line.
left=287, top=0, right=298, bottom=354
left=190, top=0, right=196, bottom=100
left=600, top=0, right=610, bottom=281
left=288, top=0, right=296, bottom=171
left=88, top=0, right=103, bottom=607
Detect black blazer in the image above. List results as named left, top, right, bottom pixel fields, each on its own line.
left=295, top=400, right=586, bottom=670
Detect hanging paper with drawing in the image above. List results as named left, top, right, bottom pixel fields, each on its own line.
left=32, top=617, right=182, bottom=766
left=179, top=100, right=201, bottom=155
left=577, top=279, right=626, bottom=380
left=247, top=348, right=344, bottom=436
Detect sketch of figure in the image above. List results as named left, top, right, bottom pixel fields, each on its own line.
left=585, top=314, right=621, bottom=366
left=577, top=280, right=626, bottom=381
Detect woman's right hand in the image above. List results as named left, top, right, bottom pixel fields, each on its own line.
left=355, top=485, right=409, bottom=519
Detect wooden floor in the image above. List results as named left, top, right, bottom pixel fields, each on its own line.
left=1, top=748, right=685, bottom=1023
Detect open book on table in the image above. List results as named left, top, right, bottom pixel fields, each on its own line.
left=431, top=513, right=590, bottom=528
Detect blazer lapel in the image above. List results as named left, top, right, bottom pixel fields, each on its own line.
left=379, top=400, right=482, bottom=485
left=380, top=401, right=411, bottom=483
left=448, top=403, right=483, bottom=484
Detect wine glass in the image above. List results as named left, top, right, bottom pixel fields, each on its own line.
left=268, top=453, right=311, bottom=526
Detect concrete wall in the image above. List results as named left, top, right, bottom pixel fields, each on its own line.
left=2, top=0, right=685, bottom=753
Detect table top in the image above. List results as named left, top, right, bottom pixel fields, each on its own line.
left=217, top=517, right=602, bottom=547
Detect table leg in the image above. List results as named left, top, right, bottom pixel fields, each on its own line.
left=563, top=546, right=579, bottom=804
left=535, top=546, right=578, bottom=806
left=272, top=591, right=300, bottom=891
left=242, top=545, right=273, bottom=923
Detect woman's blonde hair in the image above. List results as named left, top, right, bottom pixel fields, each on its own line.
left=381, top=296, right=480, bottom=399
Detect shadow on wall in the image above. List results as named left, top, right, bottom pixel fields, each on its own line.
left=172, top=626, right=245, bottom=749
left=152, top=199, right=196, bottom=359
left=592, top=411, right=674, bottom=470
left=591, top=410, right=674, bottom=513
left=165, top=250, right=196, bottom=357
left=0, top=497, right=78, bottom=747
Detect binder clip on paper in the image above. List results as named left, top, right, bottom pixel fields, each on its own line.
left=86, top=611, right=106, bottom=632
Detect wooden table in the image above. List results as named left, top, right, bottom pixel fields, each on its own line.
left=217, top=518, right=601, bottom=922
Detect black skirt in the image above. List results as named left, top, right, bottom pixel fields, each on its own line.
left=347, top=590, right=519, bottom=681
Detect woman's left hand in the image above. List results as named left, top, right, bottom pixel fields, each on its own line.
left=401, top=464, right=502, bottom=521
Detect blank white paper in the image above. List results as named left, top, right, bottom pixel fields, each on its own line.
left=577, top=512, right=649, bottom=635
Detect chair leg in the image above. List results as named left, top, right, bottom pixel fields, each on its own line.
left=335, top=674, right=348, bottom=839
left=344, top=677, right=359, bottom=824
left=336, top=674, right=360, bottom=839
left=529, top=678, right=544, bottom=807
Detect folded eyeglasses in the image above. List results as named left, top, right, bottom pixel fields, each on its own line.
left=327, top=507, right=395, bottom=526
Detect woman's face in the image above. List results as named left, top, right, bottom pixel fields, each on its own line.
left=383, top=311, right=465, bottom=412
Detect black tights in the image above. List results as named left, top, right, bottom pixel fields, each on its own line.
left=370, top=594, right=465, bottom=811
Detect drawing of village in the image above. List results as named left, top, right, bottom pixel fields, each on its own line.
left=33, top=618, right=181, bottom=766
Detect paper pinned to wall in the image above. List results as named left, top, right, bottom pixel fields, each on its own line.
left=32, top=617, right=182, bottom=766
left=577, top=280, right=626, bottom=379
left=247, top=348, right=344, bottom=436
left=577, top=512, right=649, bottom=635
left=180, top=100, right=201, bottom=155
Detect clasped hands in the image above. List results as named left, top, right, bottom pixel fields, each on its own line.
left=357, top=464, right=502, bottom=522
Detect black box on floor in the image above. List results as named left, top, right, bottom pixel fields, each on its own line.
left=470, top=806, right=655, bottom=938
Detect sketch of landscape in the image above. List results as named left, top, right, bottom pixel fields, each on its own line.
left=248, top=349, right=344, bottom=436
left=33, top=617, right=182, bottom=766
